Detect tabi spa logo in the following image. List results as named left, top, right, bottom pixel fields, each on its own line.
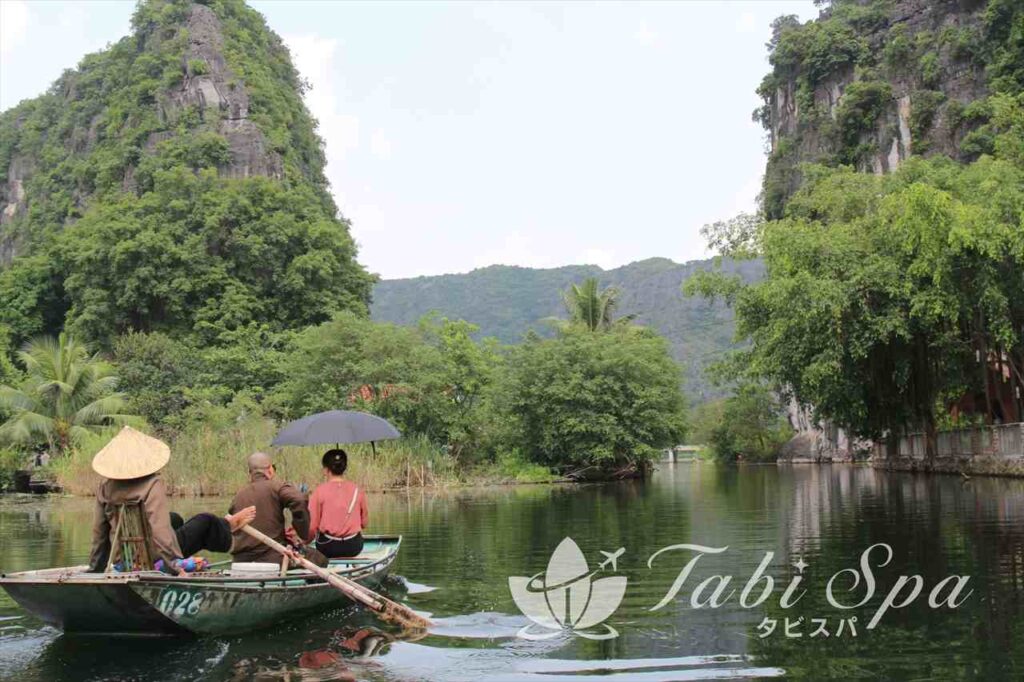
left=509, top=538, right=628, bottom=640
left=508, top=539, right=973, bottom=640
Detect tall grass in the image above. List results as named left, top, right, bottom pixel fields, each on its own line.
left=50, top=417, right=490, bottom=496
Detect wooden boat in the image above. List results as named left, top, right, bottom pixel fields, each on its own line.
left=0, top=535, right=401, bottom=636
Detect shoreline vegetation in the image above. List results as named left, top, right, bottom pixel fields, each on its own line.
left=48, top=419, right=560, bottom=497
left=48, top=419, right=561, bottom=493
left=1, top=280, right=690, bottom=495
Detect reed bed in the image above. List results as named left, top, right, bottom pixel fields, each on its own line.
left=51, top=417, right=473, bottom=496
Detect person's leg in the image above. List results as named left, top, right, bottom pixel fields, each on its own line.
left=175, top=512, right=233, bottom=556
left=315, top=533, right=364, bottom=559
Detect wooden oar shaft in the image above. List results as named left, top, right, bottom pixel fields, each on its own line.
left=238, top=524, right=429, bottom=629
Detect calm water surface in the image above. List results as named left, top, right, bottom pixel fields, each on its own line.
left=1, top=464, right=1023, bottom=681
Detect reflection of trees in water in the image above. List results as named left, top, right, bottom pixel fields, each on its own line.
left=754, top=468, right=1024, bottom=678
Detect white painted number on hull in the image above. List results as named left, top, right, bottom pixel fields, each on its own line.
left=157, top=589, right=204, bottom=618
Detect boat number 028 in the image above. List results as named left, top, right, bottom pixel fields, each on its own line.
left=157, top=588, right=204, bottom=617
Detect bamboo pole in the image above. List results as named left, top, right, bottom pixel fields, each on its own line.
left=239, top=524, right=431, bottom=631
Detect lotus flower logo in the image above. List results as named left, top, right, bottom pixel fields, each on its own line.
left=509, top=537, right=627, bottom=640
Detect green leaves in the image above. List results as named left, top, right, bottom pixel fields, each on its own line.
left=497, top=326, right=687, bottom=472
left=699, top=383, right=793, bottom=463
left=559, top=278, right=635, bottom=332
left=273, top=312, right=500, bottom=459
left=692, top=107, right=1024, bottom=443
left=0, top=334, right=137, bottom=454
left=55, top=171, right=371, bottom=348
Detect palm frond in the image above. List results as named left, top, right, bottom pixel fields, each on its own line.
left=0, top=410, right=56, bottom=445
left=73, top=394, right=129, bottom=427
left=1, top=334, right=137, bottom=454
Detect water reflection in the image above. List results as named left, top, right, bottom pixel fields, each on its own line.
left=2, top=465, right=1024, bottom=680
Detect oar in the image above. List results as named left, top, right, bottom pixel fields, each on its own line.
left=239, top=524, right=431, bottom=630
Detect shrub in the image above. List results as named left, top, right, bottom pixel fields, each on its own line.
left=909, top=90, right=946, bottom=153
left=0, top=448, right=28, bottom=491
left=187, top=58, right=208, bottom=76
left=834, top=81, right=892, bottom=164
left=494, top=326, right=687, bottom=474
left=705, top=385, right=793, bottom=463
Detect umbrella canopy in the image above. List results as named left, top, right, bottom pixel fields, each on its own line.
left=271, top=410, right=401, bottom=447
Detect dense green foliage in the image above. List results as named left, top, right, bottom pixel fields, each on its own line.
left=110, top=301, right=688, bottom=476
left=692, top=384, right=793, bottom=463
left=58, top=169, right=366, bottom=347
left=495, top=326, right=687, bottom=474
left=690, top=94, right=1024, bottom=458
left=272, top=312, right=501, bottom=459
left=372, top=257, right=764, bottom=401
left=0, top=334, right=135, bottom=454
left=0, top=0, right=372, bottom=351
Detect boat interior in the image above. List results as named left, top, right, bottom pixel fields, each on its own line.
left=0, top=536, right=400, bottom=586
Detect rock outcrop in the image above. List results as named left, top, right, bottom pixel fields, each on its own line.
left=158, top=4, right=282, bottom=180
left=758, top=0, right=997, bottom=218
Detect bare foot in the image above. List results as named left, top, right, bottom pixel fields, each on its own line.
left=226, top=505, right=257, bottom=531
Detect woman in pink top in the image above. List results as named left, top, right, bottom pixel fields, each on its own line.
left=307, top=449, right=369, bottom=558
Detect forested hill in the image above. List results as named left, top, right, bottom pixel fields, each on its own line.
left=0, top=0, right=373, bottom=349
left=372, top=257, right=764, bottom=400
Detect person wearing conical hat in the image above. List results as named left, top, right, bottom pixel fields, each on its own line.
left=88, top=426, right=256, bottom=575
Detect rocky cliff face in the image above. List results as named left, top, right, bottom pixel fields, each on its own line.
left=755, top=0, right=1022, bottom=459
left=757, top=0, right=1014, bottom=218
left=0, top=0, right=306, bottom=266
left=157, top=4, right=283, bottom=180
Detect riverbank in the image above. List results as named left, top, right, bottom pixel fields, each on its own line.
left=33, top=417, right=555, bottom=497
left=869, top=423, right=1024, bottom=479
left=873, top=456, right=1024, bottom=478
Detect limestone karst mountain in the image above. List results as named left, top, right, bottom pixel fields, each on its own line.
left=0, top=0, right=373, bottom=347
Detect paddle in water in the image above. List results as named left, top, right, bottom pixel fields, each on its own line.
left=239, top=524, right=431, bottom=631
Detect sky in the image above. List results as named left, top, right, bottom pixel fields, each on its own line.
left=0, top=0, right=819, bottom=280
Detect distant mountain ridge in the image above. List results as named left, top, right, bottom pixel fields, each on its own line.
left=371, top=257, right=764, bottom=400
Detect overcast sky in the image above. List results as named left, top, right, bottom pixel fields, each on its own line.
left=0, top=0, right=818, bottom=279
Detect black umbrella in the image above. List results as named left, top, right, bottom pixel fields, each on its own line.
left=271, top=410, right=401, bottom=451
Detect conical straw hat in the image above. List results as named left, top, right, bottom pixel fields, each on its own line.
left=91, top=425, right=170, bottom=480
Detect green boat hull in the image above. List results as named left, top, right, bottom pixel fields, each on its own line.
left=0, top=535, right=401, bottom=636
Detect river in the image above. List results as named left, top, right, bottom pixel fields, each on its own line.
left=1, top=464, right=1023, bottom=681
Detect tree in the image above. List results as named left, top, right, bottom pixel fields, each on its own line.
left=561, top=278, right=632, bottom=332
left=113, top=331, right=198, bottom=428
left=495, top=326, right=688, bottom=475
left=705, top=384, right=793, bottom=463
left=58, top=169, right=373, bottom=349
left=0, top=334, right=135, bottom=455
left=419, top=315, right=503, bottom=459
left=272, top=312, right=500, bottom=454
left=687, top=140, right=1024, bottom=462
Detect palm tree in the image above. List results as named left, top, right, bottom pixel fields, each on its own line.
left=0, top=333, right=135, bottom=455
left=561, top=278, right=633, bottom=331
